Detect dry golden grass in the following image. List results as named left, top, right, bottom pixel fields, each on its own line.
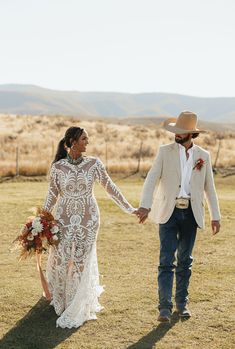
left=0, top=114, right=235, bottom=177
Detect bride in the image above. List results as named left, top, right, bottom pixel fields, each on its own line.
left=43, top=126, right=136, bottom=328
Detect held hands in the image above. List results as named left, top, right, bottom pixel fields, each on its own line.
left=134, top=207, right=151, bottom=224
left=211, top=220, right=220, bottom=235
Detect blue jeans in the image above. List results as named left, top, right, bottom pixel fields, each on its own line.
left=158, top=203, right=197, bottom=311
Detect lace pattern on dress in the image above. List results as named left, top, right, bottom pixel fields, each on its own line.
left=44, top=157, right=134, bottom=328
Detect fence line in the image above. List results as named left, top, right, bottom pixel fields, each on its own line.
left=13, top=141, right=145, bottom=177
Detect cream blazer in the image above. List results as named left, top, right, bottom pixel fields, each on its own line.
left=140, top=142, right=221, bottom=229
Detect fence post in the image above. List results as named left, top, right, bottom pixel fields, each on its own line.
left=136, top=140, right=143, bottom=173
left=16, top=146, right=19, bottom=176
left=213, top=138, right=222, bottom=168
left=105, top=140, right=108, bottom=171
left=52, top=141, right=55, bottom=159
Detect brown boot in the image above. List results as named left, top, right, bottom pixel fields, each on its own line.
left=157, top=309, right=171, bottom=322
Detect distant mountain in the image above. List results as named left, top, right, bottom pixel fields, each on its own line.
left=0, top=84, right=235, bottom=123
left=116, top=117, right=235, bottom=132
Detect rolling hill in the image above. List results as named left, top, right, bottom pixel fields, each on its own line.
left=0, top=84, right=235, bottom=123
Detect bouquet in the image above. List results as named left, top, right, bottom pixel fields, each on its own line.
left=13, top=208, right=61, bottom=260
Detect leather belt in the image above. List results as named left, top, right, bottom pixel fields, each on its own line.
left=175, top=198, right=190, bottom=209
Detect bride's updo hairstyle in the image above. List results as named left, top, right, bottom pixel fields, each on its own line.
left=53, top=126, right=84, bottom=163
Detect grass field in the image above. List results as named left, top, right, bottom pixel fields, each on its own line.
left=0, top=175, right=235, bottom=349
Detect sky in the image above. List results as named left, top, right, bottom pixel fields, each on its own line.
left=0, top=0, right=234, bottom=97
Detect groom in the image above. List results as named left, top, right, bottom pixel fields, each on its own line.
left=137, top=111, right=221, bottom=322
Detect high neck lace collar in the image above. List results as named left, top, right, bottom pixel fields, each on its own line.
left=66, top=154, right=83, bottom=165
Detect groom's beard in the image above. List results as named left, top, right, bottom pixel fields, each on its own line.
left=175, top=134, right=191, bottom=144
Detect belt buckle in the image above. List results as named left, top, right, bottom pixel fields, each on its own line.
left=176, top=198, right=189, bottom=209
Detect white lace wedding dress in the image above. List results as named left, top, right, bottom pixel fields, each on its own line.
left=44, top=156, right=135, bottom=328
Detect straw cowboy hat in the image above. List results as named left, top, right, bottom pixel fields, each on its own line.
left=163, top=111, right=206, bottom=134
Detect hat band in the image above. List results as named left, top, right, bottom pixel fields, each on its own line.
left=171, top=121, right=198, bottom=131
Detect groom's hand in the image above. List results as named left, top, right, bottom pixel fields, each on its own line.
left=136, top=207, right=150, bottom=224
left=211, top=220, right=220, bottom=235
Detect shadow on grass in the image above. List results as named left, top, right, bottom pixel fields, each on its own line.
left=126, top=312, right=183, bottom=349
left=0, top=297, right=77, bottom=349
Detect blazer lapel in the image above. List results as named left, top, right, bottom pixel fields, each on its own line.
left=170, top=143, right=181, bottom=180
left=191, top=145, right=201, bottom=182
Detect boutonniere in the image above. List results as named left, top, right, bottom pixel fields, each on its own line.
left=193, top=158, right=205, bottom=171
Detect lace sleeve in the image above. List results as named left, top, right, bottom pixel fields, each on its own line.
left=44, top=163, right=59, bottom=213
left=95, top=158, right=135, bottom=214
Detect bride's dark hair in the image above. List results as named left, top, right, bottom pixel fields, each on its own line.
left=53, top=126, right=84, bottom=163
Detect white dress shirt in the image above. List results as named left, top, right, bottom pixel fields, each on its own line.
left=177, top=143, right=194, bottom=198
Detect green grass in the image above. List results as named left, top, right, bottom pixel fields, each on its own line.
left=0, top=176, right=235, bottom=349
